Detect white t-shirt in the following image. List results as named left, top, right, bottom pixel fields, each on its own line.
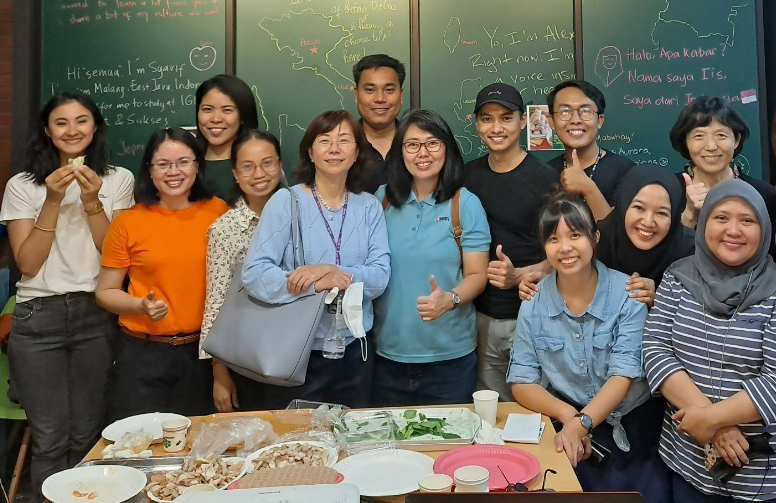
left=0, top=167, right=135, bottom=302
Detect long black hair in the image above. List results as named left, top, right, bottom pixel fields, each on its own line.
left=385, top=109, right=464, bottom=207
left=224, top=129, right=286, bottom=206
left=23, top=90, right=112, bottom=185
left=195, top=74, right=259, bottom=153
left=134, top=127, right=212, bottom=205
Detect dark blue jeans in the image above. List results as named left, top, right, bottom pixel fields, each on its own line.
left=672, top=472, right=736, bottom=503
left=371, top=351, right=477, bottom=407
left=9, top=293, right=115, bottom=498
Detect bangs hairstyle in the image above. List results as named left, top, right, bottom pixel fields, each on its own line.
left=546, top=79, right=606, bottom=115
left=538, top=191, right=598, bottom=249
left=669, top=95, right=749, bottom=160
left=195, top=74, right=259, bottom=150
left=385, top=109, right=464, bottom=208
left=353, top=54, right=406, bottom=87
left=134, top=127, right=213, bottom=205
left=224, top=129, right=286, bottom=206
left=295, top=110, right=372, bottom=193
left=24, top=90, right=112, bottom=185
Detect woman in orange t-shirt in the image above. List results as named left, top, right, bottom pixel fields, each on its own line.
left=96, top=127, right=227, bottom=420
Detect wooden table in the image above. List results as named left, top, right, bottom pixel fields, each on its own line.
left=85, top=403, right=581, bottom=499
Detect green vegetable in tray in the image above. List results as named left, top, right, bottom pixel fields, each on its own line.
left=397, top=410, right=461, bottom=440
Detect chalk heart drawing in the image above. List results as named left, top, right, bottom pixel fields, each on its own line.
left=190, top=44, right=217, bottom=71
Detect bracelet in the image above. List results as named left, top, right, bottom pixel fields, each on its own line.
left=33, top=223, right=56, bottom=232
left=84, top=200, right=104, bottom=216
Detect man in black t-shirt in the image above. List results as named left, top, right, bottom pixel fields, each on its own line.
left=546, top=80, right=635, bottom=220
left=352, top=54, right=405, bottom=194
left=464, top=83, right=559, bottom=401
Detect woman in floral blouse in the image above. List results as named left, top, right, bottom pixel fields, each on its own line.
left=200, top=130, right=284, bottom=412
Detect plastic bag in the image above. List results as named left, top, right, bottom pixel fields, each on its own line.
left=187, top=417, right=277, bottom=459
left=101, top=428, right=154, bottom=459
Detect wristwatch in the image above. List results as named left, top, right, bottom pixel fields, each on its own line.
left=85, top=200, right=104, bottom=216
left=574, top=413, right=594, bottom=433
left=449, top=290, right=461, bottom=310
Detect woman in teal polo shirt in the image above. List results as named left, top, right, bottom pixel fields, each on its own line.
left=373, top=109, right=490, bottom=406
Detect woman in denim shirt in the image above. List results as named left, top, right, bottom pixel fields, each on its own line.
left=242, top=110, right=390, bottom=409
left=508, top=192, right=670, bottom=502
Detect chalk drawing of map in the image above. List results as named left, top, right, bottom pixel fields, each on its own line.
left=259, top=9, right=353, bottom=107
left=651, top=0, right=745, bottom=47
left=451, top=78, right=486, bottom=157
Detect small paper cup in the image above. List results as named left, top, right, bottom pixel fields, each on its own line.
left=419, top=473, right=454, bottom=492
left=161, top=418, right=189, bottom=453
left=472, top=390, right=499, bottom=426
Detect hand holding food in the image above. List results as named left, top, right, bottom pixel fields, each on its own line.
left=44, top=165, right=77, bottom=203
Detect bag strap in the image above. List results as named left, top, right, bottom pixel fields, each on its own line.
left=288, top=188, right=306, bottom=267
left=382, top=193, right=389, bottom=210
left=452, top=188, right=462, bottom=257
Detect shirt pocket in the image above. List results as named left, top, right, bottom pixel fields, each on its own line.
left=592, top=329, right=614, bottom=378
left=533, top=333, right=565, bottom=377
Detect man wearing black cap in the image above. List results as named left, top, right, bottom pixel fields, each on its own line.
left=464, top=83, right=559, bottom=401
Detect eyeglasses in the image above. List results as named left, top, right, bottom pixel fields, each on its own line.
left=235, top=158, right=280, bottom=175
left=553, top=106, right=599, bottom=122
left=402, top=139, right=443, bottom=154
left=314, top=138, right=356, bottom=150
left=151, top=158, right=197, bottom=172
left=497, top=466, right=556, bottom=493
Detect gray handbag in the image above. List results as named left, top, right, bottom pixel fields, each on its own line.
left=202, top=188, right=327, bottom=387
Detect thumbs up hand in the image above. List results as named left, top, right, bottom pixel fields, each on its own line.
left=560, top=149, right=594, bottom=195
left=487, top=244, right=521, bottom=289
left=681, top=172, right=708, bottom=228
left=140, top=290, right=168, bottom=321
left=417, top=275, right=454, bottom=322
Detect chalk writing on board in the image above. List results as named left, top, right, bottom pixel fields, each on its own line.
left=189, top=43, right=217, bottom=71
left=594, top=46, right=624, bottom=87
left=58, top=0, right=221, bottom=24
left=651, top=0, right=741, bottom=47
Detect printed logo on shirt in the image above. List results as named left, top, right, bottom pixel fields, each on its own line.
left=436, top=216, right=450, bottom=222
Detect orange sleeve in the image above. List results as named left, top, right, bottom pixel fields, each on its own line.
left=101, top=211, right=131, bottom=268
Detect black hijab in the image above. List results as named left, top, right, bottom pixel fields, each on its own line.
left=597, top=164, right=695, bottom=283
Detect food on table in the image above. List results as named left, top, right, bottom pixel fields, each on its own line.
left=145, top=454, right=243, bottom=501
left=338, top=408, right=470, bottom=443
left=251, top=443, right=330, bottom=470
left=398, top=410, right=461, bottom=440
left=71, top=490, right=98, bottom=500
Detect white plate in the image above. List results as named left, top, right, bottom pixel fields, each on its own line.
left=102, top=412, right=191, bottom=443
left=42, top=465, right=146, bottom=503
left=147, top=457, right=248, bottom=503
left=333, top=449, right=434, bottom=496
left=245, top=440, right=339, bottom=470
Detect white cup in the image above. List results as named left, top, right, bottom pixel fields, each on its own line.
left=418, top=473, right=454, bottom=492
left=472, top=390, right=499, bottom=426
left=454, top=465, right=490, bottom=492
left=161, top=418, right=189, bottom=453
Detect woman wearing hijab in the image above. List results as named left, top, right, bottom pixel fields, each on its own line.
left=643, top=180, right=776, bottom=501
left=520, top=164, right=695, bottom=307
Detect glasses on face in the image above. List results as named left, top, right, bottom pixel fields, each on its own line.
left=151, top=158, right=197, bottom=172
left=235, top=158, right=280, bottom=176
left=553, top=106, right=599, bottom=122
left=402, top=139, right=443, bottom=154
left=314, top=138, right=356, bottom=150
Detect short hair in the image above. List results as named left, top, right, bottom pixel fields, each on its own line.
left=295, top=110, right=372, bottom=193
left=195, top=74, right=259, bottom=149
left=669, top=96, right=749, bottom=160
left=23, top=90, right=112, bottom=185
left=385, top=109, right=464, bottom=207
left=538, top=191, right=598, bottom=250
left=134, top=127, right=213, bottom=205
left=353, top=54, right=406, bottom=87
left=546, top=80, right=606, bottom=115
left=225, top=129, right=285, bottom=206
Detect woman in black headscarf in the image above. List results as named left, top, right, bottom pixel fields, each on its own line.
left=520, top=164, right=695, bottom=307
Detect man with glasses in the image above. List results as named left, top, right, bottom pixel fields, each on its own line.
left=352, top=54, right=405, bottom=193
left=547, top=80, right=635, bottom=220
left=463, top=83, right=558, bottom=401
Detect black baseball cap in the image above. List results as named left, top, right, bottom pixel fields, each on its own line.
left=474, top=83, right=525, bottom=114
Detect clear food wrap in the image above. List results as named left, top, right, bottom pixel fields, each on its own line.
left=187, top=417, right=277, bottom=458
left=101, top=428, right=154, bottom=459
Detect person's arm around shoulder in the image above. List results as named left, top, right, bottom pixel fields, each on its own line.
left=337, top=194, right=390, bottom=300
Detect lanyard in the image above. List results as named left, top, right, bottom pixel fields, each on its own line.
left=564, top=147, right=603, bottom=180
left=311, top=184, right=348, bottom=265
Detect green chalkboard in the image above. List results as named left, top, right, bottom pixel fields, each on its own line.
left=235, top=0, right=411, bottom=173
left=41, top=0, right=227, bottom=173
left=419, top=0, right=575, bottom=163
left=582, top=0, right=764, bottom=178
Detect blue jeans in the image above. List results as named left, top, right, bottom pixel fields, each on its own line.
left=372, top=351, right=477, bottom=407
left=9, top=293, right=114, bottom=498
left=672, top=472, right=735, bottom=502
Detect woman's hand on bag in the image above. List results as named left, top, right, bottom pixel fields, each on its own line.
left=139, top=291, right=168, bottom=321
left=213, top=361, right=239, bottom=413
left=315, top=268, right=353, bottom=292
left=626, top=273, right=656, bottom=307
left=287, top=264, right=334, bottom=294
left=713, top=426, right=750, bottom=467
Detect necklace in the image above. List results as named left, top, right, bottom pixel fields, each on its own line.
left=311, top=183, right=348, bottom=265
left=564, top=147, right=603, bottom=180
left=311, top=184, right=348, bottom=220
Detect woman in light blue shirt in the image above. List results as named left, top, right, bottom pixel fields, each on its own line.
left=373, top=109, right=490, bottom=406
left=508, top=192, right=670, bottom=502
left=242, top=110, right=390, bottom=409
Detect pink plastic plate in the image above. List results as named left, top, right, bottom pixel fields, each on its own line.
left=433, top=445, right=540, bottom=491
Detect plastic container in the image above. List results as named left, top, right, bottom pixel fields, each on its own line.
left=336, top=411, right=398, bottom=454
left=454, top=465, right=490, bottom=492
left=419, top=473, right=454, bottom=492
left=275, top=400, right=350, bottom=427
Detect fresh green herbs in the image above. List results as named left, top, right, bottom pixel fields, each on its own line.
left=397, top=410, right=461, bottom=440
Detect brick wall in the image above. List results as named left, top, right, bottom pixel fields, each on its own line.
left=0, top=0, right=12, bottom=194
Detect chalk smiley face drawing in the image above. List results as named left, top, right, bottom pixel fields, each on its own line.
left=190, top=43, right=217, bottom=71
